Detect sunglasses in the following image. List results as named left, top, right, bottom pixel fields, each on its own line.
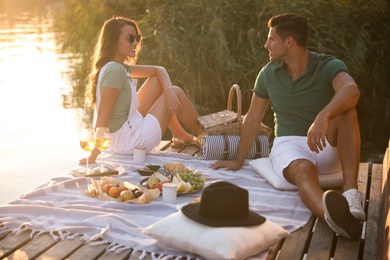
left=124, top=34, right=141, bottom=44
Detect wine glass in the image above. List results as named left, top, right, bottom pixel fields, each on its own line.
left=94, top=127, right=110, bottom=173
left=79, top=128, right=96, bottom=175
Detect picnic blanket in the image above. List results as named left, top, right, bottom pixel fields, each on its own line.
left=0, top=150, right=312, bottom=259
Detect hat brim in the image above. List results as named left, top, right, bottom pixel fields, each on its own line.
left=181, top=203, right=266, bottom=227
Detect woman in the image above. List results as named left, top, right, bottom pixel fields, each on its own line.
left=81, top=17, right=199, bottom=164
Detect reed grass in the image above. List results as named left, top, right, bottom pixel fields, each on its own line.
left=55, top=0, right=390, bottom=159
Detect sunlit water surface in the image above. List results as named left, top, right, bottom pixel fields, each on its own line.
left=0, top=0, right=84, bottom=204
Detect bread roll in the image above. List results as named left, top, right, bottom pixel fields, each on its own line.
left=163, top=162, right=192, bottom=173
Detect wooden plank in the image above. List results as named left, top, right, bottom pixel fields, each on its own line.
left=381, top=142, right=390, bottom=260
left=334, top=236, right=363, bottom=260
left=0, top=230, right=31, bottom=258
left=266, top=238, right=284, bottom=260
left=333, top=163, right=368, bottom=259
left=305, top=218, right=335, bottom=260
left=180, top=145, right=200, bottom=156
left=35, top=235, right=85, bottom=260
left=153, top=141, right=200, bottom=157
left=162, top=145, right=183, bottom=154
left=128, top=250, right=153, bottom=259
left=0, top=230, right=11, bottom=241
left=98, top=248, right=132, bottom=260
left=274, top=215, right=315, bottom=259
left=384, top=143, right=390, bottom=192
left=358, top=162, right=370, bottom=206
left=155, top=140, right=200, bottom=155
left=68, top=243, right=107, bottom=259
left=9, top=233, right=57, bottom=259
left=362, top=163, right=383, bottom=260
left=151, top=140, right=171, bottom=152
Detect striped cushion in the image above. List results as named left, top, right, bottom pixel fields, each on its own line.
left=201, top=135, right=270, bottom=160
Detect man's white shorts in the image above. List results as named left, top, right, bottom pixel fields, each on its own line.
left=271, top=136, right=342, bottom=181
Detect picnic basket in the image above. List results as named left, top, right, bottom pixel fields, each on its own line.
left=197, top=84, right=272, bottom=144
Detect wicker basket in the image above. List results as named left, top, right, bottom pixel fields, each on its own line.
left=197, top=84, right=272, bottom=143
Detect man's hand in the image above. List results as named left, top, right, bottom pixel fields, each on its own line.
left=209, top=160, right=243, bottom=171
left=307, top=115, right=328, bottom=153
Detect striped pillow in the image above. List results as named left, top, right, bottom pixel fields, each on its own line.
left=201, top=135, right=269, bottom=160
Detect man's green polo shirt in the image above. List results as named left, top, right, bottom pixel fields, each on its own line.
left=253, top=51, right=349, bottom=137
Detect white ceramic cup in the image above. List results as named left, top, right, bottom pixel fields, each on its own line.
left=162, top=183, right=177, bottom=204
left=133, top=146, right=146, bottom=163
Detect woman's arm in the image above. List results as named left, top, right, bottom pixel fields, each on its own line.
left=80, top=87, right=120, bottom=165
left=129, top=65, right=173, bottom=92
left=95, top=87, right=120, bottom=128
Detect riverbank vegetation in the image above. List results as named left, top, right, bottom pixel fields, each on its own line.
left=54, top=0, right=390, bottom=162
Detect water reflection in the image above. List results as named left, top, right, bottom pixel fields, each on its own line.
left=0, top=0, right=84, bottom=204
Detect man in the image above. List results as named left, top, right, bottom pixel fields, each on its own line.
left=211, top=13, right=365, bottom=240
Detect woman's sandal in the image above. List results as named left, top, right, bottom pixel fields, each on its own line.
left=171, top=136, right=199, bottom=148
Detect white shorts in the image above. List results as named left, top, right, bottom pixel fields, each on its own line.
left=271, top=136, right=342, bottom=181
left=109, top=111, right=162, bottom=154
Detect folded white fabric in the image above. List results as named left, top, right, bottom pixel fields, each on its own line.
left=143, top=211, right=289, bottom=260
left=201, top=135, right=269, bottom=160
left=249, top=157, right=344, bottom=191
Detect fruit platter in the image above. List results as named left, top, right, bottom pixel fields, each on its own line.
left=78, top=176, right=160, bottom=204
left=140, top=162, right=206, bottom=194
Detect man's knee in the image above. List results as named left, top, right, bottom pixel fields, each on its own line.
left=332, top=108, right=358, bottom=127
left=327, top=108, right=359, bottom=145
left=283, top=159, right=318, bottom=185
left=342, top=108, right=358, bottom=122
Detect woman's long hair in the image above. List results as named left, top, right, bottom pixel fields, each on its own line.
left=84, top=17, right=142, bottom=107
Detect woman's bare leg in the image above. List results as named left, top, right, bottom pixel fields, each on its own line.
left=137, top=76, right=162, bottom=116
left=137, top=76, right=199, bottom=140
left=171, top=86, right=199, bottom=136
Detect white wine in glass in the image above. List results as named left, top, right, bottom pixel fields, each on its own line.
left=79, top=129, right=96, bottom=175
left=94, top=127, right=110, bottom=172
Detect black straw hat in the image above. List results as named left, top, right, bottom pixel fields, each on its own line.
left=181, top=181, right=266, bottom=227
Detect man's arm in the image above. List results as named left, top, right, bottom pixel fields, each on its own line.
left=307, top=71, right=360, bottom=152
left=210, top=94, right=270, bottom=170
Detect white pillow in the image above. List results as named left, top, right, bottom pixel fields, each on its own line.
left=143, top=211, right=289, bottom=260
left=249, top=157, right=344, bottom=191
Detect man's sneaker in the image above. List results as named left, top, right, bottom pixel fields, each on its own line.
left=343, top=188, right=366, bottom=221
left=322, top=190, right=362, bottom=240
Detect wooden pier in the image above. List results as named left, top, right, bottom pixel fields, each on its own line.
left=0, top=139, right=389, bottom=260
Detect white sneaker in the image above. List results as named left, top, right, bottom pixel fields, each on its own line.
left=343, top=189, right=366, bottom=221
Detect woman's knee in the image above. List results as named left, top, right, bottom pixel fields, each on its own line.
left=172, top=85, right=184, bottom=94
left=141, top=75, right=159, bottom=87
left=139, top=76, right=161, bottom=95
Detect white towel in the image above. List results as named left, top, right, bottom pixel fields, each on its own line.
left=0, top=151, right=311, bottom=258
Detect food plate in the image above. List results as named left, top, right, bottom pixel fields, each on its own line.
left=140, top=178, right=202, bottom=195
left=137, top=165, right=170, bottom=177
left=73, top=167, right=119, bottom=177
left=137, top=169, right=155, bottom=176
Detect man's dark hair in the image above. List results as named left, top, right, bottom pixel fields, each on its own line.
left=268, top=13, right=308, bottom=47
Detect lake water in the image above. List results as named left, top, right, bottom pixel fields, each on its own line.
left=0, top=0, right=85, bottom=204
